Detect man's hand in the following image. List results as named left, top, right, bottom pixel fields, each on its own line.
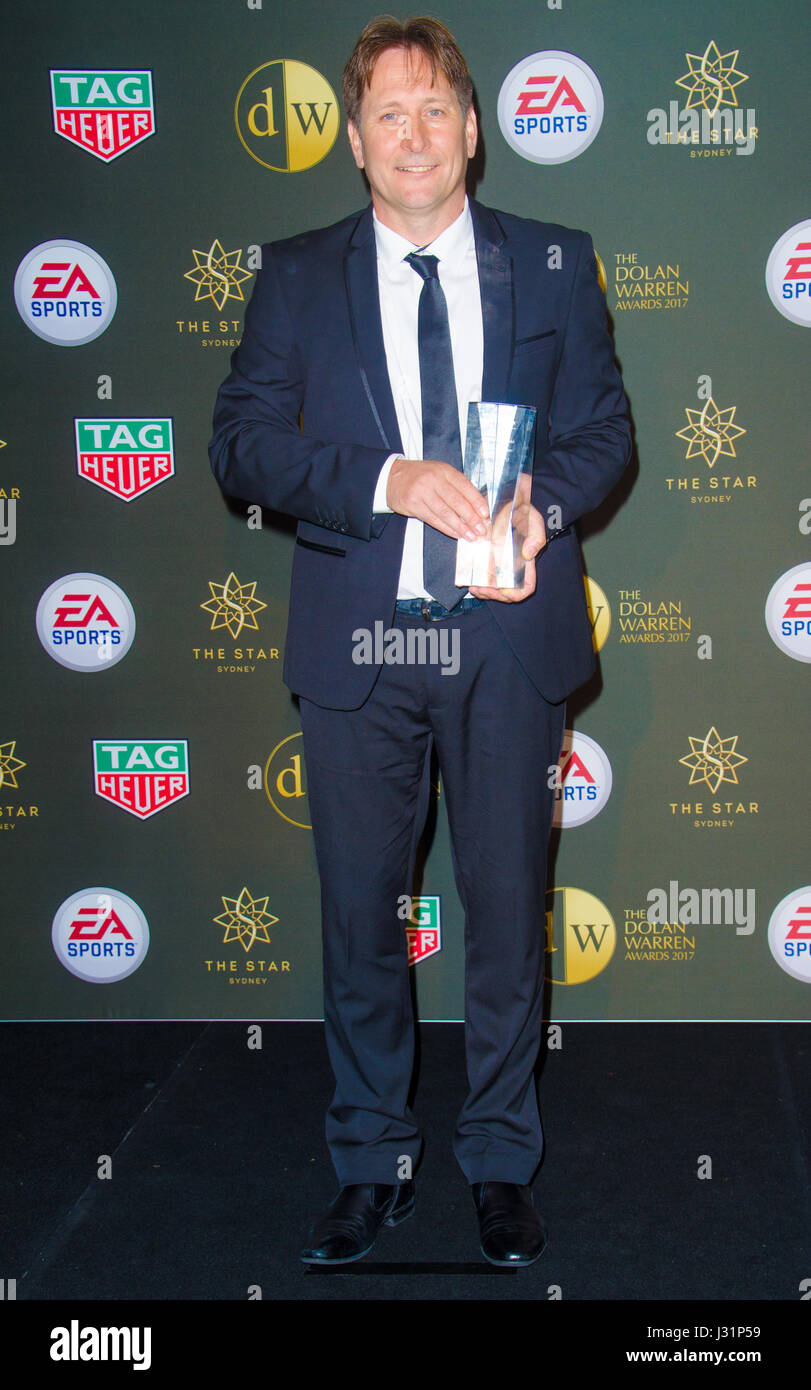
left=386, top=457, right=490, bottom=540
left=469, top=497, right=547, bottom=604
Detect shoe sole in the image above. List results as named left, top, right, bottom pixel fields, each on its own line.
left=479, top=1245, right=546, bottom=1267
left=300, top=1245, right=374, bottom=1265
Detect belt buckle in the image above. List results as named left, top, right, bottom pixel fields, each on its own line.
left=420, top=599, right=439, bottom=621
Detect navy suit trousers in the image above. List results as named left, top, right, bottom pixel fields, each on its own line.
left=298, top=601, right=566, bottom=1185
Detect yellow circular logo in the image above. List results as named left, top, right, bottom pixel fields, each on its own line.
left=594, top=249, right=607, bottom=294
left=235, top=59, right=339, bottom=172
left=264, top=732, right=310, bottom=828
left=545, top=887, right=616, bottom=985
left=584, top=576, right=610, bottom=652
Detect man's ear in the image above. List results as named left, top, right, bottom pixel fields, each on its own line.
left=347, top=120, right=365, bottom=170
left=464, top=105, right=478, bottom=159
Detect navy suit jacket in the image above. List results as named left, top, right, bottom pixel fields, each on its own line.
left=209, top=199, right=631, bottom=709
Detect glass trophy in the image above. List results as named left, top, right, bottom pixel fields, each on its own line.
left=455, top=402, right=537, bottom=589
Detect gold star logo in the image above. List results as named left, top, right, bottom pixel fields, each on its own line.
left=679, top=726, right=747, bottom=795
left=184, top=239, right=252, bottom=311
left=200, top=572, right=267, bottom=640
left=675, top=398, right=746, bottom=469
left=675, top=41, right=749, bottom=116
left=0, top=740, right=25, bottom=790
left=214, top=887, right=279, bottom=952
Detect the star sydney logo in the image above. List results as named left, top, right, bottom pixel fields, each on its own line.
left=214, top=888, right=279, bottom=952
left=679, top=727, right=747, bottom=795
left=647, top=40, right=757, bottom=156
left=675, top=42, right=748, bottom=114
left=184, top=240, right=252, bottom=312
left=0, top=741, right=25, bottom=791
left=675, top=398, right=746, bottom=468
left=50, top=70, right=155, bottom=161
left=201, top=572, right=267, bottom=639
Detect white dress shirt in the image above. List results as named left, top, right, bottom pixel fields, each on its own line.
left=371, top=198, right=484, bottom=600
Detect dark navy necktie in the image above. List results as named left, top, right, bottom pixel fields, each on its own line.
left=404, top=251, right=466, bottom=611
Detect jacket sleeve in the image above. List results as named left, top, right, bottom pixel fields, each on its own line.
left=530, top=231, right=631, bottom=537
left=208, top=244, right=393, bottom=541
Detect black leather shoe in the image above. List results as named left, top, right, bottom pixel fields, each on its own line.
left=300, top=1181, right=415, bottom=1264
left=472, top=1181, right=547, bottom=1266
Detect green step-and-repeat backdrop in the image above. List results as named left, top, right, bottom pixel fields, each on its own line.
left=2, top=0, right=808, bottom=1020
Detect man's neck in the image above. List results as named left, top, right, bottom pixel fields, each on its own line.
left=371, top=192, right=468, bottom=247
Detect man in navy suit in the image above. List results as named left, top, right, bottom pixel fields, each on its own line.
left=210, top=15, right=630, bottom=1265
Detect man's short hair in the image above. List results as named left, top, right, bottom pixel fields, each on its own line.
left=342, top=14, right=474, bottom=125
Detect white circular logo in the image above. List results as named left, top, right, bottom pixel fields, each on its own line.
left=36, top=572, right=136, bottom=671
left=764, top=563, right=811, bottom=663
left=765, top=221, right=811, bottom=327
left=767, top=887, right=811, bottom=984
left=52, top=887, right=150, bottom=983
left=497, top=51, right=604, bottom=164
left=14, top=240, right=117, bottom=345
left=553, top=729, right=613, bottom=828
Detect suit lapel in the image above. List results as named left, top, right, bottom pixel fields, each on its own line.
left=344, top=207, right=402, bottom=453
left=470, top=200, right=514, bottom=405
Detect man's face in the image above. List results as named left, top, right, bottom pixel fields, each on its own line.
left=347, top=46, right=477, bottom=241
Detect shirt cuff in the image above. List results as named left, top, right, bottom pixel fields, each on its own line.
left=373, top=454, right=402, bottom=513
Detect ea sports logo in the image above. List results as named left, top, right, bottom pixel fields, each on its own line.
left=36, top=573, right=135, bottom=671
left=14, top=240, right=117, bottom=346
left=498, top=51, right=603, bottom=164
left=765, top=221, right=811, bottom=327
left=553, top=730, right=613, bottom=829
left=768, top=887, right=811, bottom=984
left=51, top=887, right=150, bottom=983
left=235, top=60, right=339, bottom=171
left=764, top=563, right=811, bottom=663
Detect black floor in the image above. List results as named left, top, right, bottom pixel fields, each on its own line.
left=1, top=1022, right=808, bottom=1302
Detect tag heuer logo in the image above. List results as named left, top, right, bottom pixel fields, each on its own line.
left=406, top=896, right=442, bottom=965
left=75, top=419, right=174, bottom=500
left=50, top=70, right=155, bottom=161
left=93, top=740, right=189, bottom=819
